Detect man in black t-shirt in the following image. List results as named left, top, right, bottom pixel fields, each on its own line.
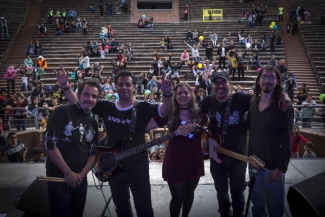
left=199, top=70, right=291, bottom=217
left=1, top=132, right=27, bottom=162
left=44, top=79, right=100, bottom=217
left=55, top=66, right=173, bottom=217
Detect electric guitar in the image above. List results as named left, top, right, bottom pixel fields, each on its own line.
left=93, top=124, right=199, bottom=182
left=201, top=131, right=265, bottom=170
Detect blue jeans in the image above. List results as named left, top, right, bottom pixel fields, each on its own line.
left=250, top=168, right=285, bottom=217
left=210, top=159, right=246, bottom=217
left=107, top=8, right=112, bottom=15
left=14, top=119, right=26, bottom=131
left=108, top=160, right=154, bottom=217
left=48, top=180, right=88, bottom=217
left=193, top=56, right=200, bottom=63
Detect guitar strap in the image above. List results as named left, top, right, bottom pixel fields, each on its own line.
left=129, top=100, right=139, bottom=140
left=221, top=95, right=233, bottom=144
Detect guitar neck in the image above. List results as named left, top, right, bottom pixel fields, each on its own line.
left=116, top=131, right=178, bottom=161
left=215, top=146, right=248, bottom=163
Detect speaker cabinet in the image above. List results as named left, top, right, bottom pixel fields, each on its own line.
left=287, top=172, right=325, bottom=217
left=16, top=179, right=52, bottom=217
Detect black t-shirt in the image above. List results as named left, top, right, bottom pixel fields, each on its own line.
left=2, top=143, right=26, bottom=162
left=45, top=103, right=99, bottom=178
left=199, top=93, right=251, bottom=156
left=92, top=100, right=161, bottom=166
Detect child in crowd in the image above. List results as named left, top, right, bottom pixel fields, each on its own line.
left=261, top=41, right=267, bottom=53
left=302, top=141, right=317, bottom=158
left=160, top=38, right=165, bottom=50
left=30, top=147, right=46, bottom=163
left=39, top=111, right=49, bottom=142
left=291, top=125, right=308, bottom=158
left=21, top=74, right=28, bottom=91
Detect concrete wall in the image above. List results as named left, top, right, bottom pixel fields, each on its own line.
left=0, top=130, right=105, bottom=162
left=131, top=0, right=179, bottom=23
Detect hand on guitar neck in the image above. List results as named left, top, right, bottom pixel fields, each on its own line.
left=93, top=123, right=200, bottom=182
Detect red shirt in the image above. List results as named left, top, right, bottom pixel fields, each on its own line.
left=291, top=134, right=308, bottom=152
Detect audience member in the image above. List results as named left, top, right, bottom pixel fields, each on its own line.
left=1, top=132, right=27, bottom=162
left=291, top=125, right=308, bottom=158
left=39, top=23, right=47, bottom=36
left=300, top=95, right=317, bottom=128
left=39, top=111, right=49, bottom=141
left=0, top=15, right=9, bottom=39
left=5, top=64, right=19, bottom=95
left=0, top=117, right=6, bottom=146
left=30, top=147, right=47, bottom=163
left=302, top=141, right=317, bottom=158
left=297, top=83, right=308, bottom=105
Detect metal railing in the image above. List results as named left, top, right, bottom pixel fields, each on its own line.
left=0, top=105, right=324, bottom=131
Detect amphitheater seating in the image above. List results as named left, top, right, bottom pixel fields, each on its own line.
left=0, top=0, right=29, bottom=67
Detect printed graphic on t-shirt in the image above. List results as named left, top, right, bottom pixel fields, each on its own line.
left=62, top=121, right=96, bottom=143
left=3, top=144, right=25, bottom=156
left=107, top=115, right=131, bottom=125
left=209, top=110, right=240, bottom=127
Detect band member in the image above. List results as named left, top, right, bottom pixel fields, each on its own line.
left=248, top=65, right=293, bottom=217
left=199, top=70, right=291, bottom=217
left=44, top=79, right=100, bottom=217
left=55, top=65, right=173, bottom=217
left=147, top=82, right=208, bottom=217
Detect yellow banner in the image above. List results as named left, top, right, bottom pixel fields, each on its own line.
left=202, top=9, right=223, bottom=22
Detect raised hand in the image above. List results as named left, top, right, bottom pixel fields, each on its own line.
left=53, top=65, right=69, bottom=86
left=157, top=72, right=172, bottom=94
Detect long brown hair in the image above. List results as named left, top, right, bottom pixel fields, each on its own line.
left=167, top=82, right=200, bottom=129
left=252, top=65, right=283, bottom=108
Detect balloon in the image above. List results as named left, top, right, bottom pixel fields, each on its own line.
left=142, top=14, right=146, bottom=19
left=106, top=94, right=112, bottom=100
left=273, top=25, right=278, bottom=30
left=269, top=25, right=273, bottom=29
left=197, top=63, right=202, bottom=69
left=319, top=94, right=325, bottom=101
left=271, top=22, right=275, bottom=25
left=114, top=93, right=119, bottom=100
left=145, top=90, right=151, bottom=95
left=199, top=36, right=204, bottom=41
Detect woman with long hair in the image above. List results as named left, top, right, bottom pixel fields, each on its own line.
left=147, top=82, right=207, bottom=217
left=291, top=125, right=308, bottom=158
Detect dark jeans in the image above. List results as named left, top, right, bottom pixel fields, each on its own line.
left=48, top=180, right=88, bottom=217
left=6, top=79, right=15, bottom=95
left=237, top=66, right=245, bottom=81
left=108, top=160, right=154, bottom=217
left=219, top=57, right=226, bottom=68
left=210, top=158, right=246, bottom=217
left=167, top=178, right=200, bottom=217
left=14, top=119, right=26, bottom=130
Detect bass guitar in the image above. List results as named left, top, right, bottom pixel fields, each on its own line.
left=201, top=131, right=265, bottom=170
left=93, top=124, right=199, bottom=182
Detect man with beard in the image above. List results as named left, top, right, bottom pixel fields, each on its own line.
left=44, top=79, right=100, bottom=217
left=55, top=65, right=173, bottom=217
left=199, top=70, right=291, bottom=217
left=247, top=65, right=293, bottom=217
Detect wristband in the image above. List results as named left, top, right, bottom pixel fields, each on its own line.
left=163, top=92, right=173, bottom=97
left=62, top=86, right=71, bottom=91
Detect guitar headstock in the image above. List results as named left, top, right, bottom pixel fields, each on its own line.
left=177, top=124, right=199, bottom=137
left=248, top=155, right=265, bottom=170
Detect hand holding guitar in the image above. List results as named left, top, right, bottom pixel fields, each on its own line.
left=93, top=123, right=199, bottom=182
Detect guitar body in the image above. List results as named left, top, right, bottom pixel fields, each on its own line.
left=201, top=131, right=223, bottom=163
left=93, top=142, right=126, bottom=182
